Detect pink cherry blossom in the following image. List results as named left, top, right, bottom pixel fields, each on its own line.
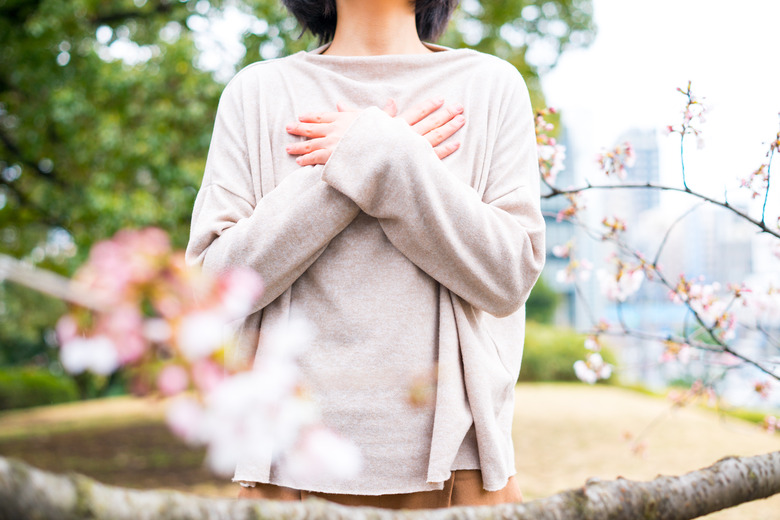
left=597, top=267, right=644, bottom=302
left=142, top=318, right=172, bottom=343
left=596, top=142, right=635, bottom=180
left=666, top=82, right=707, bottom=140
left=762, top=416, right=778, bottom=434
left=557, top=257, right=593, bottom=284
left=556, top=193, right=585, bottom=222
left=584, top=336, right=601, bottom=351
left=738, top=163, right=769, bottom=199
left=55, top=314, right=79, bottom=344
left=552, top=242, right=571, bottom=258
left=59, top=335, right=120, bottom=375
left=660, top=341, right=692, bottom=364
left=191, top=358, right=225, bottom=393
left=217, top=267, right=264, bottom=320
left=176, top=310, right=229, bottom=361
left=574, top=353, right=612, bottom=384
left=601, top=216, right=627, bottom=237
left=754, top=381, right=772, bottom=400
left=535, top=108, right=567, bottom=185
left=282, top=427, right=363, bottom=482
left=97, top=305, right=147, bottom=364
left=157, top=365, right=190, bottom=396
left=166, top=396, right=206, bottom=445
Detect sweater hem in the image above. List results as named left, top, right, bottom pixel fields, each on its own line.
left=231, top=477, right=446, bottom=495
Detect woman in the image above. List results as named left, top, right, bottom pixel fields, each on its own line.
left=185, top=0, right=546, bottom=509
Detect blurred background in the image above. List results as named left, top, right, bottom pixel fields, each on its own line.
left=0, top=1, right=778, bottom=518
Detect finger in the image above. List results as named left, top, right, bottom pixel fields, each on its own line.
left=413, top=103, right=463, bottom=136
left=298, top=112, right=339, bottom=123
left=398, top=97, right=445, bottom=126
left=336, top=102, right=358, bottom=112
left=383, top=98, right=398, bottom=117
left=286, top=121, right=330, bottom=138
left=433, top=141, right=460, bottom=160
left=285, top=137, right=329, bottom=156
left=424, top=114, right=465, bottom=148
left=295, top=148, right=332, bottom=166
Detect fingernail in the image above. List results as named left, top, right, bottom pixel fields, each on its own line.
left=453, top=104, right=464, bottom=113
left=296, top=157, right=303, bottom=165
left=285, top=145, right=292, bottom=152
left=435, top=96, right=445, bottom=104
left=454, top=114, right=465, bottom=124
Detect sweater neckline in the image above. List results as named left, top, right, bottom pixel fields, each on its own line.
left=294, top=42, right=471, bottom=65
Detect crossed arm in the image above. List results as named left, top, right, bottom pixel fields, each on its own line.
left=285, top=97, right=465, bottom=164
left=186, top=86, right=473, bottom=314
left=186, top=77, right=544, bottom=318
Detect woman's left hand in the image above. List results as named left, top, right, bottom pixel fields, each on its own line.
left=284, top=108, right=366, bottom=167
left=286, top=98, right=464, bottom=167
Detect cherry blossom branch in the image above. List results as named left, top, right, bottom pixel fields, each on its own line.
left=564, top=217, right=779, bottom=381
left=755, top=324, right=780, bottom=351
left=761, top=145, right=774, bottom=226
left=542, top=183, right=780, bottom=240
left=1, top=230, right=362, bottom=482
left=0, top=253, right=109, bottom=310
left=596, top=328, right=721, bottom=354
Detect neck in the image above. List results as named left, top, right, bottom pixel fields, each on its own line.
left=324, top=0, right=431, bottom=56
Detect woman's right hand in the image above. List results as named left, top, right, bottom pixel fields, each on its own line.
left=286, top=98, right=465, bottom=166
left=382, top=98, right=465, bottom=160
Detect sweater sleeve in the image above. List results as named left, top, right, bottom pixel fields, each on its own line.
left=185, top=74, right=361, bottom=313
left=321, top=75, right=546, bottom=318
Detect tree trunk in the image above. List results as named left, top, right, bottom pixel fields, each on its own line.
left=1, top=451, right=778, bottom=520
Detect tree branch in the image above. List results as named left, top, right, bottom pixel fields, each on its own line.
left=543, top=182, right=780, bottom=239
left=0, top=128, right=67, bottom=188
left=89, top=1, right=176, bottom=26
left=1, top=452, right=778, bottom=519
left=0, top=253, right=108, bottom=310
left=0, top=178, right=67, bottom=228
left=565, top=217, right=779, bottom=381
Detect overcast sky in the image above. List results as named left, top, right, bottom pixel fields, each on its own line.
left=541, top=0, right=780, bottom=217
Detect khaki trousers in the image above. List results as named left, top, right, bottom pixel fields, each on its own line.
left=237, top=470, right=523, bottom=509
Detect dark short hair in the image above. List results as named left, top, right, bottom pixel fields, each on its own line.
left=281, top=0, right=459, bottom=43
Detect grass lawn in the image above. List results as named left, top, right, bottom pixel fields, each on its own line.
left=0, top=384, right=778, bottom=517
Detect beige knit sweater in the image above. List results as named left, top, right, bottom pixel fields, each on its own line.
left=185, top=43, right=546, bottom=494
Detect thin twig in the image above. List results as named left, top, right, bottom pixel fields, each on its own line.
left=652, top=202, right=705, bottom=267
left=761, top=147, right=774, bottom=226
left=680, top=133, right=690, bottom=191
left=573, top=280, right=599, bottom=325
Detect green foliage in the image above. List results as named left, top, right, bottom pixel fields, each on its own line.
left=525, top=277, right=560, bottom=323
left=0, top=284, right=65, bottom=366
left=0, top=366, right=79, bottom=410
left=0, top=0, right=594, bottom=366
left=439, top=0, right=594, bottom=108
left=520, top=321, right=616, bottom=383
